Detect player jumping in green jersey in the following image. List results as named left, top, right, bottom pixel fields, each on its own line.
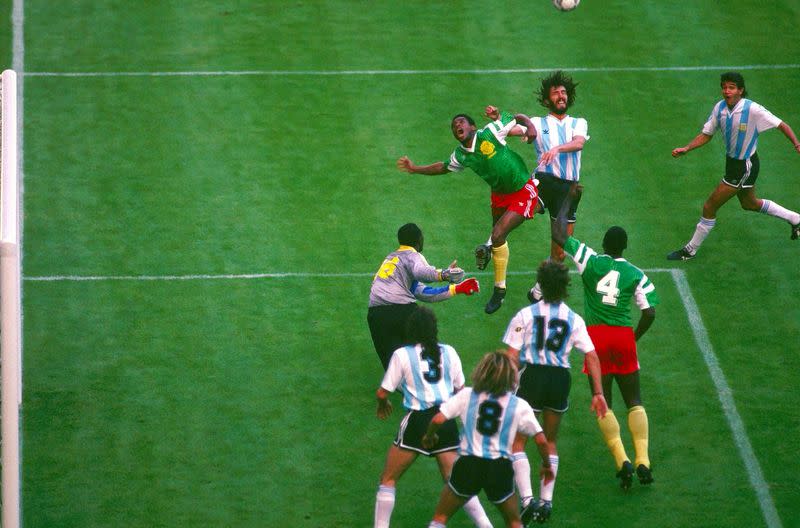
left=398, top=109, right=541, bottom=315
left=549, top=184, right=659, bottom=490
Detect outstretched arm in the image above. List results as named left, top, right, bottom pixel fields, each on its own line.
left=777, top=122, right=800, bottom=154
left=552, top=183, right=582, bottom=248
left=397, top=156, right=449, bottom=175
left=672, top=133, right=712, bottom=157
left=634, top=307, right=656, bottom=341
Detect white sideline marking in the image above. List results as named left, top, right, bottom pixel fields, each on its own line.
left=670, top=269, right=782, bottom=528
left=22, top=63, right=800, bottom=78
left=22, top=268, right=678, bottom=282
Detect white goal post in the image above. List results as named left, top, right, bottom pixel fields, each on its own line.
left=1, top=68, right=22, bottom=528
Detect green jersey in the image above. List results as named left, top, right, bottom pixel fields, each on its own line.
left=443, top=111, right=530, bottom=194
left=564, top=236, right=659, bottom=327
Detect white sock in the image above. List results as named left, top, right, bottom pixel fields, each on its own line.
left=685, top=217, right=716, bottom=254
left=760, top=199, right=800, bottom=225
left=374, top=485, right=395, bottom=528
left=463, top=496, right=493, bottom=528
left=539, top=455, right=559, bottom=502
left=511, top=452, right=533, bottom=506
left=428, top=522, right=447, bottom=528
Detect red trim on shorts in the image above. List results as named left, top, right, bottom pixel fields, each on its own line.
left=583, top=325, right=639, bottom=375
left=490, top=179, right=539, bottom=219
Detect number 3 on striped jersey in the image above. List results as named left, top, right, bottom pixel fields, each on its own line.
left=596, top=270, right=621, bottom=305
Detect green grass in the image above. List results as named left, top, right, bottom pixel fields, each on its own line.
left=7, top=1, right=800, bottom=526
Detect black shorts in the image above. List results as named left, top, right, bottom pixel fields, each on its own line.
left=535, top=172, right=579, bottom=222
left=723, top=153, right=760, bottom=188
left=367, top=303, right=420, bottom=370
left=516, top=364, right=571, bottom=413
left=395, top=406, right=459, bottom=456
left=448, top=455, right=515, bottom=504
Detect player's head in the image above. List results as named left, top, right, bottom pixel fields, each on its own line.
left=602, top=226, right=628, bottom=257
left=720, top=71, right=747, bottom=98
left=406, top=306, right=440, bottom=364
left=537, top=260, right=570, bottom=303
left=451, top=114, right=477, bottom=144
left=538, top=70, right=577, bottom=114
left=397, top=223, right=424, bottom=252
left=471, top=351, right=518, bottom=397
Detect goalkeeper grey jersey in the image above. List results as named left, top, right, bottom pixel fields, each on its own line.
left=369, top=246, right=447, bottom=307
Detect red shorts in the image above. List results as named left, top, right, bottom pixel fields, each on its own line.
left=490, top=179, right=539, bottom=219
left=583, top=325, right=639, bottom=375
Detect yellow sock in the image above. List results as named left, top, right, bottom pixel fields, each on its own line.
left=597, top=409, right=630, bottom=470
left=628, top=405, right=650, bottom=468
left=492, top=242, right=509, bottom=288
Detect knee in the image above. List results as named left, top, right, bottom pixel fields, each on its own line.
left=741, top=200, right=761, bottom=211
left=701, top=202, right=717, bottom=218
left=550, top=245, right=566, bottom=262
left=491, top=228, right=507, bottom=247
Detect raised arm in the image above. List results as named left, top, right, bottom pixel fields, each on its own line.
left=514, top=113, right=537, bottom=143
left=672, top=132, right=713, bottom=157
left=485, top=105, right=536, bottom=143
left=634, top=307, right=656, bottom=341
left=396, top=156, right=449, bottom=175
left=777, top=121, right=800, bottom=154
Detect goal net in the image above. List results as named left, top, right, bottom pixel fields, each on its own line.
left=1, top=68, right=22, bottom=528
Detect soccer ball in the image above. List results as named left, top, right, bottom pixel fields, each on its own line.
left=553, top=0, right=580, bottom=11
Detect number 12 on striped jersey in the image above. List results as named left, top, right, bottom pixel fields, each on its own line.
left=596, top=270, right=621, bottom=306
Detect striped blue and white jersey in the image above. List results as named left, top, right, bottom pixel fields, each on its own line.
left=528, top=114, right=588, bottom=181
left=381, top=343, right=465, bottom=411
left=701, top=98, right=782, bottom=160
left=439, top=388, right=543, bottom=460
left=502, top=301, right=594, bottom=368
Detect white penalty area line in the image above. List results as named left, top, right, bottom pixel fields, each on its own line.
left=22, top=63, right=800, bottom=78
left=670, top=269, right=782, bottom=528
left=22, top=268, right=679, bottom=282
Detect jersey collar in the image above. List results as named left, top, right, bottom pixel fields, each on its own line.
left=459, top=132, right=477, bottom=153
left=723, top=98, right=746, bottom=114
left=397, top=245, right=417, bottom=252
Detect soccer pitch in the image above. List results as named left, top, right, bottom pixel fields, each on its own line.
left=5, top=1, right=800, bottom=527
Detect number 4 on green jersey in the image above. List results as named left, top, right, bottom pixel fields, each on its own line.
left=564, top=236, right=659, bottom=327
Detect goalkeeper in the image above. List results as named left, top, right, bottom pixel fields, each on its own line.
left=397, top=108, right=540, bottom=315
left=368, top=223, right=480, bottom=370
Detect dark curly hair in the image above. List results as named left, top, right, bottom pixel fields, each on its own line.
left=537, top=70, right=578, bottom=110
left=537, top=260, right=570, bottom=303
left=720, top=71, right=748, bottom=98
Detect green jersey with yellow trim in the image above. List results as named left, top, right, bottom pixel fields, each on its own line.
left=443, top=111, right=530, bottom=194
left=564, top=236, right=659, bottom=327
